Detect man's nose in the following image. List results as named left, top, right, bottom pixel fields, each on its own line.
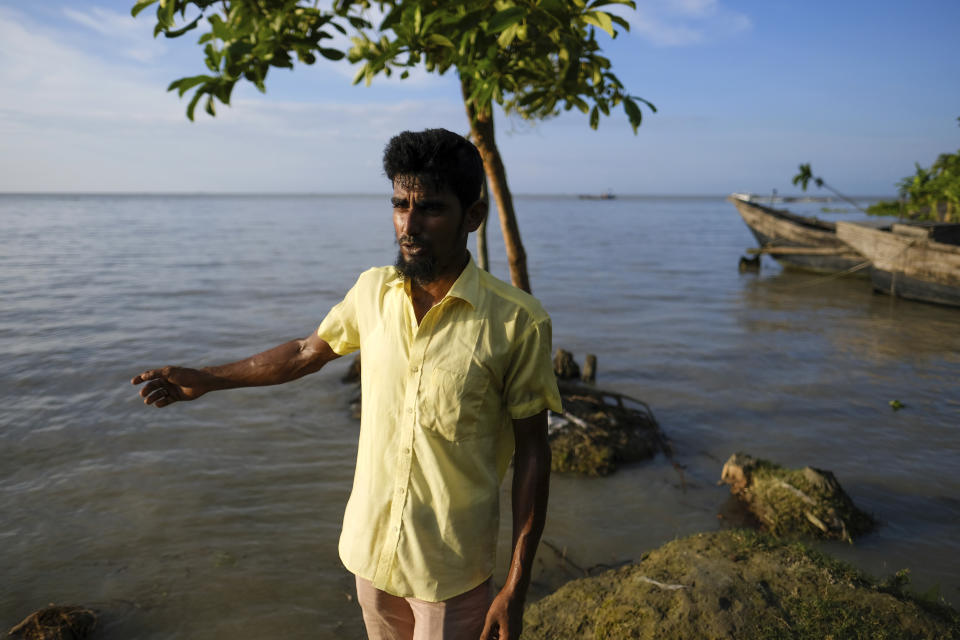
left=398, top=209, right=423, bottom=236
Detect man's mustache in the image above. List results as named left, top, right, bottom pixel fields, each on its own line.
left=397, top=235, right=430, bottom=248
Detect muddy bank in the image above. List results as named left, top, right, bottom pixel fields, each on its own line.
left=523, top=529, right=960, bottom=640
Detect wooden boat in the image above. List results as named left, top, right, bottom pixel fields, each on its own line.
left=835, top=221, right=960, bottom=307
left=728, top=194, right=867, bottom=274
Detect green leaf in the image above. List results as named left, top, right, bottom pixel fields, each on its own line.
left=131, top=0, right=159, bottom=18
left=609, top=14, right=630, bottom=31
left=319, top=48, right=345, bottom=60
left=186, top=89, right=204, bottom=121
left=208, top=14, right=231, bottom=41
left=167, top=74, right=213, bottom=97
left=163, top=15, right=202, bottom=38
left=623, top=97, right=642, bottom=133
left=427, top=34, right=455, bottom=48
left=498, top=23, right=520, bottom=48
left=379, top=6, right=402, bottom=31
left=215, top=80, right=234, bottom=105
left=205, top=94, right=216, bottom=117
left=351, top=65, right=366, bottom=86
left=157, top=0, right=175, bottom=29
left=486, top=7, right=525, bottom=34
left=589, top=105, right=599, bottom=129
left=583, top=11, right=615, bottom=37
left=588, top=0, right=636, bottom=8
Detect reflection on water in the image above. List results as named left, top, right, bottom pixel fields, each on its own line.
left=2, top=195, right=959, bottom=638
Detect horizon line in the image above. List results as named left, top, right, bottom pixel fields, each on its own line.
left=0, top=191, right=897, bottom=200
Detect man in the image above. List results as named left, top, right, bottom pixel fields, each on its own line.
left=132, top=128, right=561, bottom=640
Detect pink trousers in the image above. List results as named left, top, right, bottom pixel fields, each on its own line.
left=355, top=576, right=492, bottom=640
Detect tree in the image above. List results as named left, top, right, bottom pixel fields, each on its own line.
left=133, top=0, right=655, bottom=292
left=791, top=163, right=865, bottom=212
left=865, top=150, right=960, bottom=222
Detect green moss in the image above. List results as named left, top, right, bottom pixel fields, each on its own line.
left=549, top=385, right=666, bottom=476
left=724, top=454, right=874, bottom=541
left=524, top=530, right=960, bottom=640
left=549, top=428, right=616, bottom=476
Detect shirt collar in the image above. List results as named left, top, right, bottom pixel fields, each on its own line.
left=445, top=254, right=480, bottom=309
left=385, top=254, right=480, bottom=310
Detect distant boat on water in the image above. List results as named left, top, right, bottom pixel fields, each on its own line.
left=728, top=194, right=868, bottom=274
left=836, top=221, right=960, bottom=307
left=578, top=190, right=616, bottom=200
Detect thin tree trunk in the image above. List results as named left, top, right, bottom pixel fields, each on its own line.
left=465, top=128, right=490, bottom=272
left=462, top=77, right=531, bottom=293
left=476, top=178, right=490, bottom=271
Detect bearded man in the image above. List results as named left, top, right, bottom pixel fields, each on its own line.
left=132, top=128, right=561, bottom=640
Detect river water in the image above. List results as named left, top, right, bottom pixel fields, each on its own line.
left=2, top=194, right=958, bottom=638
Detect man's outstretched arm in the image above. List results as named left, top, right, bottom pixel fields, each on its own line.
left=481, top=410, right=551, bottom=640
left=131, top=331, right=340, bottom=408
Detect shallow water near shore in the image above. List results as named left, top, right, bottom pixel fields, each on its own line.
left=2, top=193, right=958, bottom=638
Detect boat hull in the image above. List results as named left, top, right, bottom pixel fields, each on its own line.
left=729, top=197, right=866, bottom=274
left=836, top=221, right=960, bottom=307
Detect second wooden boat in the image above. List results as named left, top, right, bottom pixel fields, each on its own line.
left=835, top=221, right=960, bottom=307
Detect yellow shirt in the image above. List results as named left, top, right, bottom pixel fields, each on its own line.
left=317, top=257, right=562, bottom=601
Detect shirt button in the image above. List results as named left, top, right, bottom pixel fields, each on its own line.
left=403, top=447, right=411, bottom=454
left=411, top=365, right=419, bottom=373
left=406, top=408, right=413, bottom=414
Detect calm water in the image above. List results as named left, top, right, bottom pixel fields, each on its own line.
left=2, top=194, right=959, bottom=638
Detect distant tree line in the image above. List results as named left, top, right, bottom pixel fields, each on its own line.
left=866, top=147, right=960, bottom=223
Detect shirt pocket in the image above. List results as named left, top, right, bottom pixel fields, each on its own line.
left=422, top=364, right=492, bottom=441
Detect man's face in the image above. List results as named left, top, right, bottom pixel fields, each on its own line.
left=392, top=176, right=470, bottom=284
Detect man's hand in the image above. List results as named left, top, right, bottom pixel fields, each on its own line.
left=480, top=410, right=551, bottom=639
left=131, top=366, right=215, bottom=408
left=480, top=588, right=524, bottom=640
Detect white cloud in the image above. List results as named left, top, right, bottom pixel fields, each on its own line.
left=0, top=6, right=467, bottom=192
left=629, top=0, right=752, bottom=46
left=62, top=6, right=167, bottom=62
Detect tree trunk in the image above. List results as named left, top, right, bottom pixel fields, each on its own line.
left=476, top=177, right=490, bottom=271
left=462, top=77, right=531, bottom=293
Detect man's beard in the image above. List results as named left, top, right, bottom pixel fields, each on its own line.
left=394, top=247, right=437, bottom=285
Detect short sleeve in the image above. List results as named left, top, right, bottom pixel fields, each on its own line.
left=316, top=279, right=362, bottom=356
left=503, top=317, right=563, bottom=420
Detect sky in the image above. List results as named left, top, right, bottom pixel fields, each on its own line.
left=0, top=0, right=958, bottom=196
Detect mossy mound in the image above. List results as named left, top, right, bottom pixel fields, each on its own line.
left=523, top=530, right=959, bottom=640
left=720, top=453, right=874, bottom=541
left=549, top=382, right=669, bottom=476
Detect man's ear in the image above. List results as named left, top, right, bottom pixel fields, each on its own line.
left=463, top=198, right=487, bottom=233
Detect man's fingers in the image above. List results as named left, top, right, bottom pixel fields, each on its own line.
left=131, top=369, right=159, bottom=385
left=153, top=394, right=176, bottom=408
left=479, top=619, right=496, bottom=640
left=144, top=385, right=175, bottom=406
left=138, top=380, right=165, bottom=399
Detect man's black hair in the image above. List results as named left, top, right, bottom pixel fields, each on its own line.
left=383, top=128, right=484, bottom=212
